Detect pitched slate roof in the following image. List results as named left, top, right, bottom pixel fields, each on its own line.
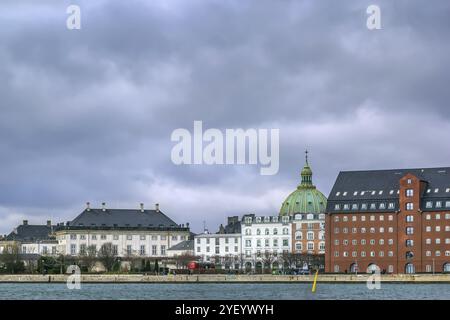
left=168, top=240, right=194, bottom=251
left=6, top=224, right=55, bottom=242
left=66, top=208, right=181, bottom=229
left=326, top=167, right=450, bottom=213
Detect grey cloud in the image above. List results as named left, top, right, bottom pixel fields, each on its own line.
left=0, top=0, right=450, bottom=233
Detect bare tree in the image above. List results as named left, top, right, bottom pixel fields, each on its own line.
left=98, top=243, right=117, bottom=272
left=79, top=245, right=97, bottom=271
left=261, top=251, right=276, bottom=274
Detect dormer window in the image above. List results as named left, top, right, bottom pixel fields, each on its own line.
left=351, top=204, right=358, bottom=210
left=435, top=188, right=439, bottom=193
left=379, top=203, right=386, bottom=209
left=436, top=201, right=442, bottom=208
left=388, top=203, right=395, bottom=209
left=407, top=179, right=412, bottom=184
left=343, top=204, right=350, bottom=210
left=361, top=203, right=368, bottom=210
left=426, top=201, right=433, bottom=209
left=370, top=203, right=376, bottom=210
left=334, top=204, right=341, bottom=210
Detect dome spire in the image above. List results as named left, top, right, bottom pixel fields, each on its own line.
left=299, top=149, right=314, bottom=188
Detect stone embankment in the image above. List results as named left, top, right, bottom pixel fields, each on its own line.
left=0, top=274, right=450, bottom=283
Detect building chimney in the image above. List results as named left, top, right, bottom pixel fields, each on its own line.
left=47, top=220, right=51, bottom=227
left=86, top=202, right=91, bottom=212
left=102, top=202, right=106, bottom=212
left=186, top=222, right=190, bottom=229
left=23, top=220, right=28, bottom=226
left=155, top=203, right=160, bottom=212
left=140, top=203, right=145, bottom=213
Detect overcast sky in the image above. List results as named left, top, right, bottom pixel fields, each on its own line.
left=1, top=0, right=450, bottom=235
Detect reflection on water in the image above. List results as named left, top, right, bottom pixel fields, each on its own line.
left=0, top=283, right=449, bottom=300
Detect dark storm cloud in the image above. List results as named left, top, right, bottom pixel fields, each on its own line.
left=0, top=0, right=450, bottom=233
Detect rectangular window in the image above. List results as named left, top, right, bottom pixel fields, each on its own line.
left=140, top=245, right=146, bottom=256
left=113, top=245, right=118, bottom=255
left=406, top=203, right=414, bottom=211
left=406, top=215, right=414, bottom=222
left=70, top=244, right=76, bottom=255
left=406, top=189, right=414, bottom=197
left=161, top=245, right=166, bottom=256
left=152, top=245, right=157, bottom=255
left=406, top=227, right=414, bottom=235
left=140, top=235, right=146, bottom=240
left=126, top=245, right=132, bottom=255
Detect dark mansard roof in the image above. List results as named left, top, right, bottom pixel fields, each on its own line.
left=326, top=167, right=450, bottom=213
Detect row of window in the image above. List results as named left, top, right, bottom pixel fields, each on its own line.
left=244, top=239, right=289, bottom=248
left=294, top=242, right=325, bottom=251
left=294, top=231, right=325, bottom=241
left=70, top=244, right=166, bottom=256
left=334, top=215, right=394, bottom=222
left=244, top=228, right=289, bottom=236
left=244, top=249, right=290, bottom=258
left=68, top=234, right=185, bottom=241
left=335, top=203, right=396, bottom=211
left=425, top=201, right=450, bottom=209
left=334, top=250, right=393, bottom=258
left=334, top=239, right=395, bottom=246
left=196, top=237, right=239, bottom=245
left=334, top=227, right=394, bottom=234
left=335, top=187, right=450, bottom=198
left=22, top=246, right=57, bottom=255
left=244, top=216, right=290, bottom=224
left=294, top=222, right=325, bottom=230
left=196, top=246, right=239, bottom=254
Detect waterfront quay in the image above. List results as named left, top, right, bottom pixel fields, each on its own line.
left=1, top=274, right=450, bottom=283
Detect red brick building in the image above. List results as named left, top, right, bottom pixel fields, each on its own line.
left=325, top=167, right=450, bottom=274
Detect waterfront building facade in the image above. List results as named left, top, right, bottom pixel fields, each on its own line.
left=194, top=232, right=241, bottom=269
left=325, top=167, right=450, bottom=274
left=279, top=152, right=327, bottom=257
left=241, top=214, right=291, bottom=271
left=55, top=203, right=190, bottom=258
left=0, top=220, right=58, bottom=256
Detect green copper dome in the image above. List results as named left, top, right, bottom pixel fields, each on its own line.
left=279, top=151, right=327, bottom=216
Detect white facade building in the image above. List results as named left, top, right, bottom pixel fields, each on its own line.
left=241, top=215, right=291, bottom=270
left=194, top=232, right=241, bottom=269
left=55, top=203, right=190, bottom=258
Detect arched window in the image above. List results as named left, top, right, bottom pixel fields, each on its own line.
left=245, top=228, right=251, bottom=235
left=282, top=228, right=289, bottom=235
left=257, top=229, right=261, bottom=235
left=350, top=263, right=358, bottom=273
left=273, top=228, right=278, bottom=235
left=295, top=231, right=302, bottom=240
left=443, top=263, right=450, bottom=273
left=265, top=228, right=270, bottom=235
left=295, top=242, right=302, bottom=251
left=405, top=263, right=415, bottom=274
